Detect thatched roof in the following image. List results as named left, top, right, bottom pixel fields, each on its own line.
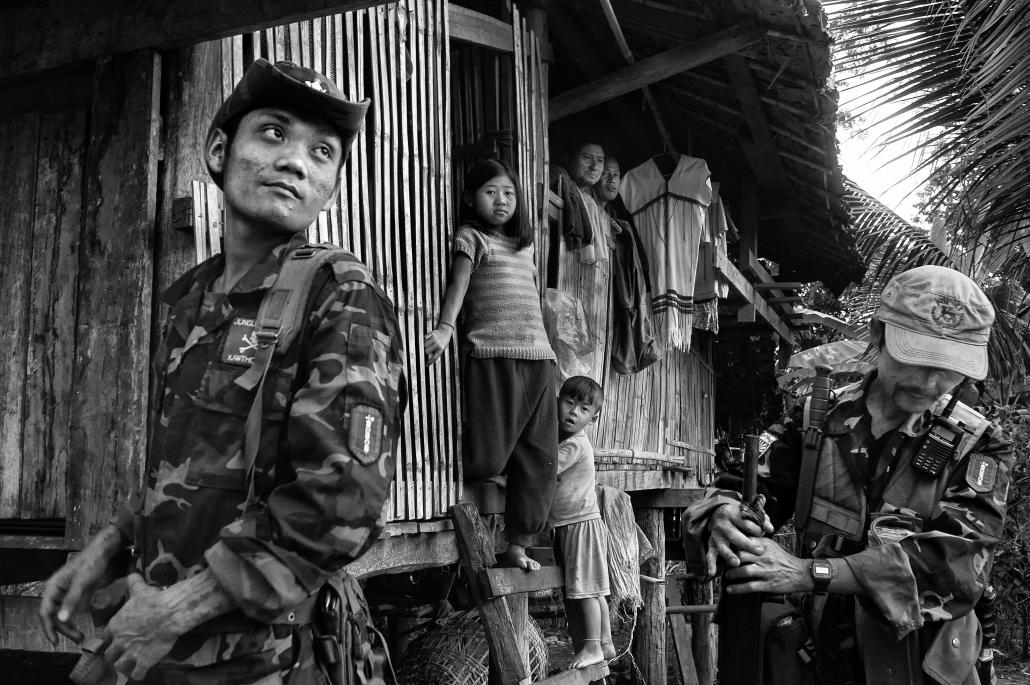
left=544, top=0, right=863, bottom=294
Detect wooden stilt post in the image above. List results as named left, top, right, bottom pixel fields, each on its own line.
left=688, top=578, right=717, bottom=685
left=633, top=508, right=666, bottom=685
left=450, top=503, right=530, bottom=685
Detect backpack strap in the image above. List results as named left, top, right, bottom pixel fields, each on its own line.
left=794, top=364, right=834, bottom=530
left=234, top=243, right=341, bottom=502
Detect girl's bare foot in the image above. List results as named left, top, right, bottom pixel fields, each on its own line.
left=570, top=639, right=605, bottom=669
left=502, top=543, right=541, bottom=571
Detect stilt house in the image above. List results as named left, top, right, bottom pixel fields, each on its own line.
left=0, top=3, right=860, bottom=676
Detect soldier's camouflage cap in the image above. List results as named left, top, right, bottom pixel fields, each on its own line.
left=877, top=265, right=995, bottom=380
left=207, top=58, right=369, bottom=187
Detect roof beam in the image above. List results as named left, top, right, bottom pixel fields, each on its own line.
left=544, top=1, right=644, bottom=138
left=549, top=23, right=763, bottom=122
left=596, top=0, right=674, bottom=152
left=448, top=5, right=554, bottom=61
left=724, top=55, right=793, bottom=193
left=0, top=0, right=388, bottom=85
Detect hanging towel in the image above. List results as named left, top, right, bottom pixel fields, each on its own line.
left=620, top=155, right=712, bottom=351
left=596, top=484, right=656, bottom=619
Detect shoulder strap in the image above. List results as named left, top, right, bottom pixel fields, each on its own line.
left=794, top=364, right=833, bottom=530
left=234, top=243, right=342, bottom=501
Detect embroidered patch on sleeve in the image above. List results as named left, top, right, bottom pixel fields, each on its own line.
left=222, top=316, right=258, bottom=366
left=966, top=454, right=997, bottom=493
left=349, top=405, right=384, bottom=465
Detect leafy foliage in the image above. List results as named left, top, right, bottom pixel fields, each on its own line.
left=825, top=0, right=1030, bottom=283
left=990, top=407, right=1030, bottom=657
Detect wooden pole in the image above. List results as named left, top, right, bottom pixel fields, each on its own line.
left=687, top=579, right=717, bottom=685
left=633, top=508, right=666, bottom=685
left=596, top=0, right=674, bottom=152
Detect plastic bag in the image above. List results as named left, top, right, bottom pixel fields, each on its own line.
left=542, top=288, right=595, bottom=381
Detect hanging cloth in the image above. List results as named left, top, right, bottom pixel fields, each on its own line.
left=606, top=197, right=662, bottom=373
left=620, top=155, right=712, bottom=351
left=549, top=166, right=594, bottom=250
left=551, top=181, right=615, bottom=383
left=693, top=182, right=730, bottom=333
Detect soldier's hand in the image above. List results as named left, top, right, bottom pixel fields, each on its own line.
left=424, top=327, right=452, bottom=366
left=104, top=574, right=183, bottom=681
left=705, top=503, right=773, bottom=577
left=724, top=538, right=806, bottom=595
left=39, top=525, right=125, bottom=645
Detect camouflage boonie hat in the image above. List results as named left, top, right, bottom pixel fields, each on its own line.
left=206, top=59, right=369, bottom=187
left=877, top=265, right=994, bottom=380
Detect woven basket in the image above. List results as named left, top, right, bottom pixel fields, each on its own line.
left=396, top=612, right=548, bottom=684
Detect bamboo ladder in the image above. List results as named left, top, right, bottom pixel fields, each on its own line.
left=449, top=503, right=610, bottom=685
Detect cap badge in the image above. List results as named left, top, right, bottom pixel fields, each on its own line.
left=931, top=295, right=964, bottom=330
left=305, top=79, right=328, bottom=93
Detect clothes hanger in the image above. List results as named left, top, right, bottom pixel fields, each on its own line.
left=651, top=149, right=679, bottom=180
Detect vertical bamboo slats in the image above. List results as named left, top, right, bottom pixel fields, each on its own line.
left=202, top=1, right=461, bottom=522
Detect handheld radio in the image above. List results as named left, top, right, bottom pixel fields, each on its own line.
left=911, top=380, right=967, bottom=478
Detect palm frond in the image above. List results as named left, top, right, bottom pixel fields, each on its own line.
left=826, top=0, right=1030, bottom=268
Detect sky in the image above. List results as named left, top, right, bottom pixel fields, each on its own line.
left=826, top=7, right=933, bottom=231
left=837, top=124, right=932, bottom=230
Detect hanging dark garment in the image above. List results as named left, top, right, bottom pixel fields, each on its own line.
left=608, top=198, right=662, bottom=374
left=549, top=165, right=594, bottom=250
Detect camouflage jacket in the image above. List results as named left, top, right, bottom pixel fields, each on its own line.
left=111, top=234, right=406, bottom=669
left=685, top=372, right=1012, bottom=684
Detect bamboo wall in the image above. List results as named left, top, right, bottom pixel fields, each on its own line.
left=596, top=340, right=716, bottom=479
left=199, top=2, right=551, bottom=522
left=0, top=55, right=158, bottom=547
left=542, top=207, right=717, bottom=478
left=203, top=1, right=460, bottom=521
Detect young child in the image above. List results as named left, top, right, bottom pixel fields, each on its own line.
left=425, top=158, right=558, bottom=571
left=552, top=376, right=614, bottom=668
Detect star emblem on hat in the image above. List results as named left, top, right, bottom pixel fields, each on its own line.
left=304, top=78, right=328, bottom=93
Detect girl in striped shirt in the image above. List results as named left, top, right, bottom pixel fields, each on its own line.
left=425, top=158, right=557, bottom=570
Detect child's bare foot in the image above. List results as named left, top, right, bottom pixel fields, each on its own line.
left=570, top=639, right=605, bottom=669
left=601, top=639, right=616, bottom=660
left=502, top=543, right=541, bottom=571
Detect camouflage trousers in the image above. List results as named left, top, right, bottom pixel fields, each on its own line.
left=126, top=625, right=328, bottom=685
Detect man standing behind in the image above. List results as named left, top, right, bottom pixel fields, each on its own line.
left=686, top=266, right=1012, bottom=685
left=39, top=59, right=407, bottom=684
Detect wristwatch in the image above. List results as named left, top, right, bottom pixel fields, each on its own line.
left=809, top=559, right=835, bottom=593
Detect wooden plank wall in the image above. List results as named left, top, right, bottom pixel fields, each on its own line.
left=197, top=0, right=463, bottom=521
left=0, top=53, right=159, bottom=545
left=0, top=110, right=77, bottom=522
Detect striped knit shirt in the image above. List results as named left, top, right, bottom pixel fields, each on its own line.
left=454, top=224, right=556, bottom=360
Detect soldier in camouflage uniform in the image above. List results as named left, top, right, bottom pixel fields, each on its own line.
left=685, top=266, right=1013, bottom=685
left=39, top=59, right=406, bottom=684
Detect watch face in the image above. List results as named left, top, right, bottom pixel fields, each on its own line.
left=813, top=564, right=832, bottom=579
